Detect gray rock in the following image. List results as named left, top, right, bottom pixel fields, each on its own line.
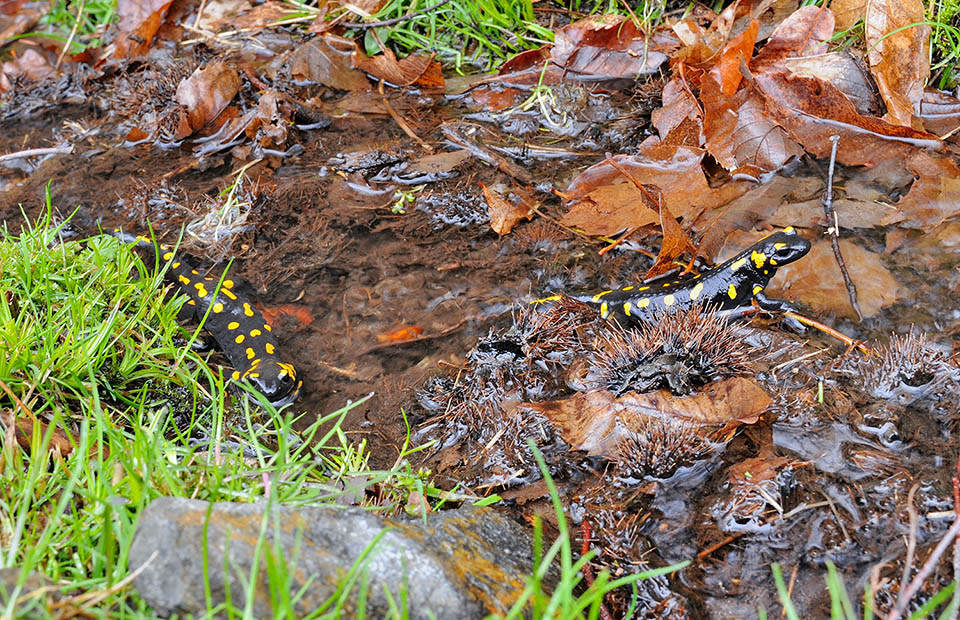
left=129, top=498, right=552, bottom=619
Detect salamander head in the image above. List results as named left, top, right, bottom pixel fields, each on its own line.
left=242, top=360, right=302, bottom=408
left=755, top=229, right=811, bottom=269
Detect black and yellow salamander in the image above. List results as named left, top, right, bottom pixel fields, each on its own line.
left=115, top=232, right=302, bottom=407
left=538, top=228, right=811, bottom=325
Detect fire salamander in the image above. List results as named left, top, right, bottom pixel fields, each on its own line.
left=116, top=232, right=302, bottom=407
left=537, top=228, right=811, bottom=325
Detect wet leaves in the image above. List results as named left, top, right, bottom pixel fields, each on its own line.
left=882, top=152, right=960, bottom=231
left=356, top=50, right=444, bottom=88
left=482, top=184, right=533, bottom=236
left=523, top=377, right=771, bottom=458
left=113, top=0, right=174, bottom=59
left=288, top=35, right=370, bottom=91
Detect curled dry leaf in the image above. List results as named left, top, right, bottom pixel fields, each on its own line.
left=522, top=377, right=771, bottom=458
left=769, top=238, right=902, bottom=320
left=288, top=35, right=370, bottom=92
left=113, top=0, right=174, bottom=59
left=865, top=0, right=930, bottom=129
left=174, top=61, right=241, bottom=137
left=483, top=184, right=533, bottom=236
left=881, top=151, right=960, bottom=231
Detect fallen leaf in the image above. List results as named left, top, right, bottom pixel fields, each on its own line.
left=1, top=48, right=53, bottom=84
left=650, top=77, right=702, bottom=143
left=750, top=6, right=941, bottom=166
left=377, top=325, right=423, bottom=343
left=644, top=199, right=696, bottom=280
left=174, top=61, right=241, bottom=136
left=261, top=304, right=314, bottom=327
left=356, top=49, right=444, bottom=88
left=831, top=0, right=866, bottom=31
left=483, top=184, right=533, bottom=235
left=113, top=0, right=174, bottom=59
left=918, top=88, right=960, bottom=137
left=782, top=51, right=880, bottom=116
left=769, top=238, right=903, bottom=320
left=562, top=140, right=749, bottom=236
left=0, top=1, right=45, bottom=47
left=288, top=35, right=370, bottom=91
left=881, top=151, right=960, bottom=231
left=865, top=0, right=930, bottom=129
left=523, top=377, right=771, bottom=457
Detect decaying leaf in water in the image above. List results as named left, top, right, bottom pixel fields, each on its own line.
left=522, top=377, right=771, bottom=458
left=881, top=151, right=960, bottom=231
left=174, top=61, right=241, bottom=138
left=483, top=184, right=533, bottom=236
left=113, top=0, right=174, bottom=59
left=562, top=142, right=749, bottom=236
left=769, top=239, right=902, bottom=320
left=865, top=0, right=930, bottom=129
left=288, top=35, right=370, bottom=92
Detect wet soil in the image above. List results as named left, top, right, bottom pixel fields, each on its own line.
left=3, top=60, right=960, bottom=618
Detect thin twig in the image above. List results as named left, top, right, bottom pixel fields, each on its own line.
left=0, top=146, right=73, bottom=163
left=899, top=483, right=920, bottom=597
left=821, top=134, right=863, bottom=320
left=55, top=0, right=86, bottom=70
left=339, top=0, right=454, bottom=29
left=887, top=516, right=960, bottom=620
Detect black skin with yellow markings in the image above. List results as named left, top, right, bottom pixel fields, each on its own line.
left=572, top=228, right=811, bottom=325
left=115, top=232, right=302, bottom=407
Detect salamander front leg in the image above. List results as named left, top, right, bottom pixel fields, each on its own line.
left=754, top=292, right=805, bottom=333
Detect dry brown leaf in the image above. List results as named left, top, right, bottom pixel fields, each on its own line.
left=0, top=1, right=46, bottom=47
left=562, top=141, right=749, bottom=236
left=483, top=184, right=533, bottom=235
left=651, top=77, right=702, bottom=143
left=523, top=377, right=771, bottom=457
left=865, top=0, right=930, bottom=129
left=1, top=48, right=53, bottom=86
left=355, top=49, right=444, bottom=88
left=918, top=88, right=960, bottom=137
left=174, top=61, right=241, bottom=136
left=288, top=35, right=370, bottom=91
left=769, top=238, right=903, bottom=319
left=113, top=0, right=174, bottom=59
left=645, top=200, right=696, bottom=280
left=831, top=0, right=866, bottom=31
left=881, top=151, right=960, bottom=231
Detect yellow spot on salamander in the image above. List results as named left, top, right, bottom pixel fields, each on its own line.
left=227, top=321, right=240, bottom=330
left=730, top=257, right=747, bottom=271
left=622, top=286, right=635, bottom=291
left=592, top=290, right=613, bottom=303
left=222, top=289, right=237, bottom=300
left=222, top=279, right=234, bottom=289
left=664, top=294, right=675, bottom=306
left=212, top=303, right=224, bottom=313
left=178, top=274, right=191, bottom=286
left=243, top=302, right=255, bottom=317
left=235, top=334, right=245, bottom=344
left=172, top=262, right=181, bottom=269
left=263, top=323, right=272, bottom=332
left=278, top=362, right=297, bottom=378
left=753, top=284, right=764, bottom=295
left=231, top=370, right=241, bottom=381
left=638, top=286, right=650, bottom=291
left=751, top=250, right=767, bottom=269
left=204, top=276, right=213, bottom=282
left=600, top=302, right=609, bottom=318
left=187, top=299, right=196, bottom=306
left=191, top=269, right=199, bottom=275
left=661, top=282, right=672, bottom=288
left=770, top=258, right=778, bottom=265
left=773, top=242, right=787, bottom=250
left=245, top=347, right=256, bottom=360
left=690, top=282, right=704, bottom=301
left=638, top=298, right=650, bottom=309
left=728, top=284, right=737, bottom=300
left=265, top=342, right=275, bottom=355
left=194, top=283, right=208, bottom=298
left=250, top=329, right=262, bottom=337
left=783, top=226, right=795, bottom=233
left=623, top=302, right=632, bottom=316
left=531, top=295, right=562, bottom=304
left=162, top=251, right=174, bottom=261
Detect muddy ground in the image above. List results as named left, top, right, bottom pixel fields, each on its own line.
left=2, top=57, right=960, bottom=617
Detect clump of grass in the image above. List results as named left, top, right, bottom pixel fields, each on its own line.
left=34, top=0, right=116, bottom=54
